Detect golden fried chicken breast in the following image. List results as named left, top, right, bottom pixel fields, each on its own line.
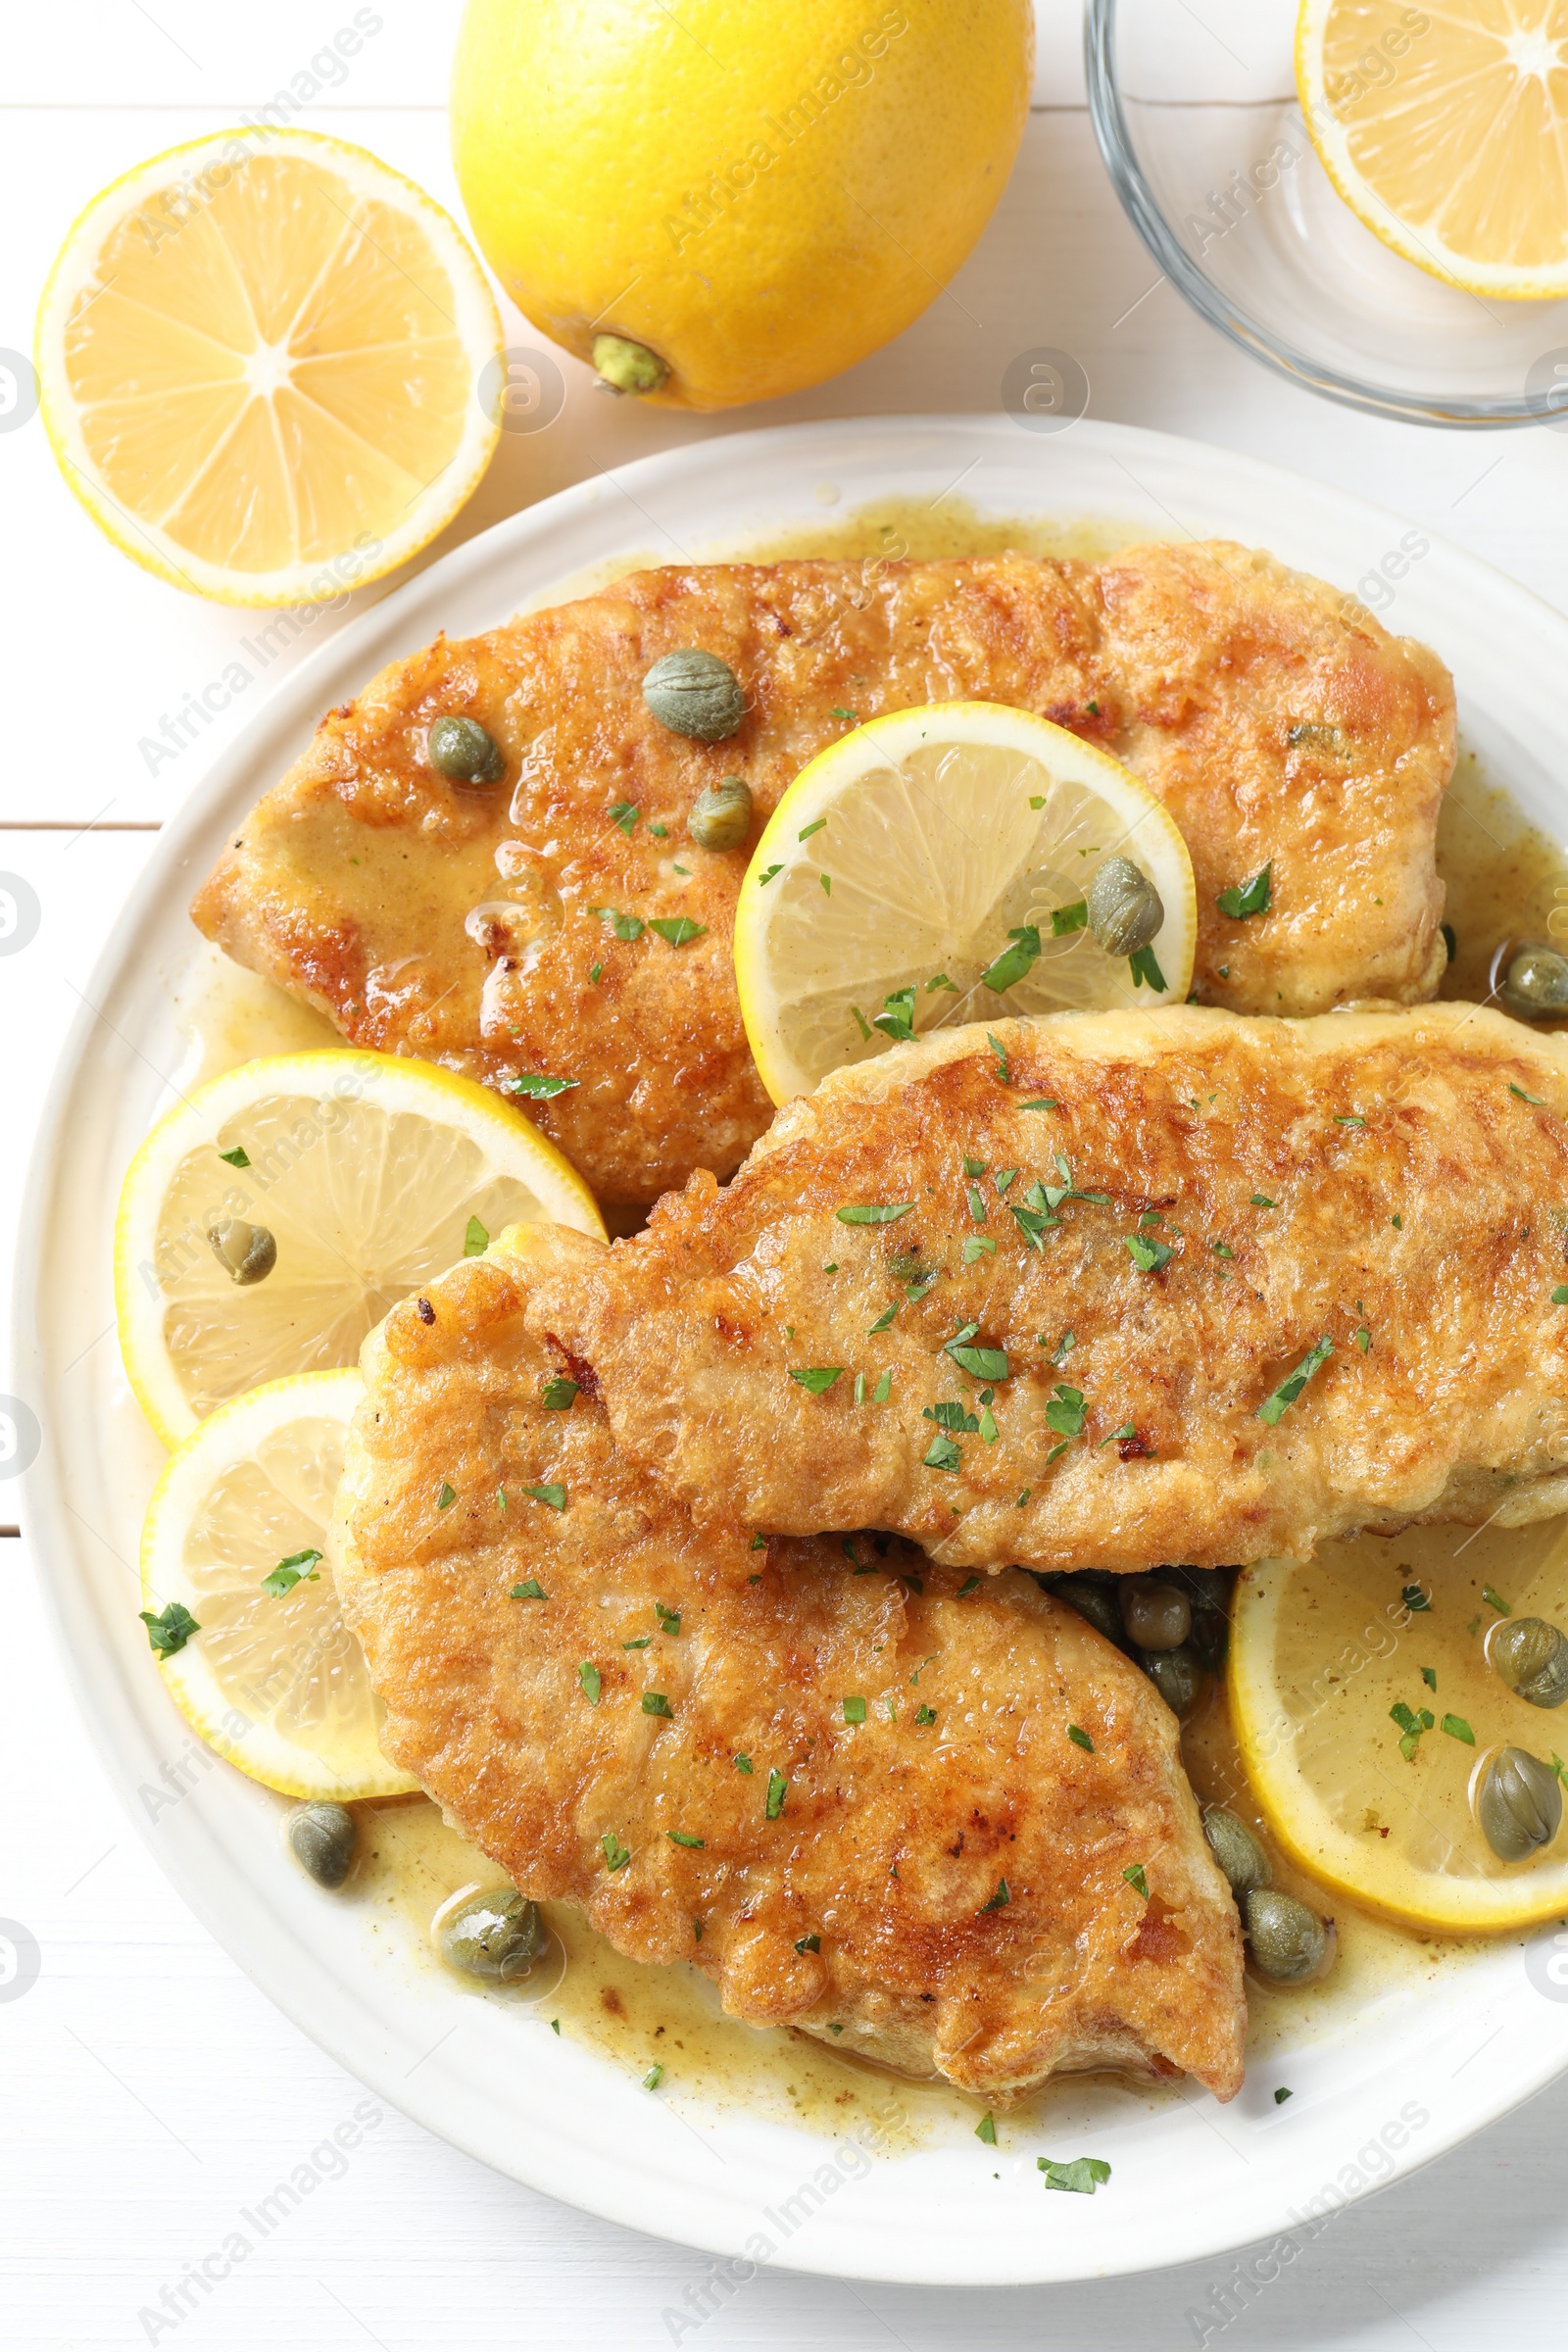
left=522, top=1004, right=1568, bottom=1574
left=192, top=544, right=1453, bottom=1200
left=333, top=1246, right=1246, bottom=2101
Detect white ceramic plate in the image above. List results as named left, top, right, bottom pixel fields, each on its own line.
left=19, top=415, right=1568, bottom=2285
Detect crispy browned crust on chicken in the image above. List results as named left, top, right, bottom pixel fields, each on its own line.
left=332, top=1240, right=1246, bottom=2101
left=522, top=1004, right=1568, bottom=1575
left=192, top=545, right=1453, bottom=1200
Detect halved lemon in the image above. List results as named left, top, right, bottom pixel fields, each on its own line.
left=1230, top=1519, right=1568, bottom=1933
left=35, top=128, right=504, bottom=603
left=733, top=704, right=1197, bottom=1103
left=1297, top=0, right=1568, bottom=298
left=116, top=1049, right=605, bottom=1448
left=141, top=1368, right=414, bottom=1799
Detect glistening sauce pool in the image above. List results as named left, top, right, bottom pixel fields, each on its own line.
left=174, top=509, right=1568, bottom=2138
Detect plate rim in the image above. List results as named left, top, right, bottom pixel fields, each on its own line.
left=18, top=408, right=1568, bottom=2286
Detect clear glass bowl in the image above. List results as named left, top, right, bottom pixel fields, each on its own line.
left=1086, top=0, right=1568, bottom=427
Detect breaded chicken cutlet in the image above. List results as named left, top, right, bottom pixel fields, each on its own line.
left=193, top=542, right=1455, bottom=1201
left=332, top=1245, right=1247, bottom=2101
left=519, top=1005, right=1568, bottom=1574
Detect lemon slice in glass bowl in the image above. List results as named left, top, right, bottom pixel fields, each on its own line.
left=35, top=127, right=504, bottom=603
left=139, top=1367, right=413, bottom=1799
left=116, top=1049, right=604, bottom=1448
left=732, top=703, right=1196, bottom=1103
left=1297, top=0, right=1568, bottom=299
left=1230, top=1520, right=1568, bottom=1934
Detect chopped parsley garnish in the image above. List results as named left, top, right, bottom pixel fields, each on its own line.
left=873, top=985, right=916, bottom=1042
left=577, top=1662, right=602, bottom=1704
left=667, top=1831, right=704, bottom=1848
left=1250, top=1193, right=1276, bottom=1208
left=734, top=1754, right=754, bottom=1773
left=851, top=1005, right=871, bottom=1041
left=914, top=1703, right=937, bottom=1726
left=1392, top=1213, right=1402, bottom=1228
left=923, top=1434, right=963, bottom=1472
left=927, top=1400, right=978, bottom=1432
left=980, top=925, right=1042, bottom=995
left=1046, top=1384, right=1087, bottom=1440
left=1211, top=1240, right=1235, bottom=1260
left=436, top=1482, right=457, bottom=1510
left=464, top=1215, right=489, bottom=1257
left=843, top=1695, right=867, bottom=1724
left=986, top=1032, right=1011, bottom=1084
left=750, top=1533, right=766, bottom=1551
left=642, top=1692, right=674, bottom=1718
left=1256, top=1335, right=1333, bottom=1425
left=588, top=962, right=601, bottom=986
left=656, top=1602, right=681, bottom=1636
left=1442, top=1713, right=1476, bottom=1744
left=1128, top=946, right=1167, bottom=993
left=1420, top=1666, right=1437, bottom=1691
left=1019, top=1098, right=1059, bottom=1111
left=1510, top=1083, right=1545, bottom=1105
left=1015, top=1488, right=1031, bottom=1506
left=1216, top=864, right=1272, bottom=920
left=602, top=1832, right=631, bottom=1871
left=981, top=1879, right=1010, bottom=1912
left=796, top=1933, right=821, bottom=1953
left=623, top=1635, right=654, bottom=1650
left=836, top=1200, right=913, bottom=1224
left=758, top=863, right=783, bottom=886
left=1067, top=1724, right=1094, bottom=1752
left=926, top=972, right=958, bottom=993
left=995, top=1168, right=1018, bottom=1195
left=608, top=802, right=639, bottom=835
left=1355, top=1325, right=1370, bottom=1352
left=1008, top=1203, right=1055, bottom=1250
left=218, top=1145, right=250, bottom=1168
left=1097, top=1420, right=1138, bottom=1449
left=976, top=2113, right=998, bottom=2145
left=510, top=1579, right=549, bottom=1600
left=1048, top=1330, right=1076, bottom=1363
left=649, top=821, right=668, bottom=839
left=522, top=1482, right=565, bottom=1511
left=643, top=2065, right=664, bottom=2090
left=1039, top=2157, right=1110, bottom=2195
left=765, top=1768, right=788, bottom=1820
left=956, top=1575, right=982, bottom=1597
left=261, top=1547, right=322, bottom=1598
left=797, top=816, right=827, bottom=841
left=590, top=905, right=646, bottom=941
left=967, top=1185, right=987, bottom=1221
left=1553, top=1285, right=1568, bottom=1305
left=789, top=1366, right=844, bottom=1394
left=872, top=1370, right=893, bottom=1403
left=508, top=1073, right=580, bottom=1099
left=649, top=915, right=707, bottom=947
left=1483, top=1586, right=1511, bottom=1616
left=866, top=1303, right=899, bottom=1336
left=1391, top=1699, right=1436, bottom=1759
left=820, top=873, right=832, bottom=896
left=963, top=1154, right=986, bottom=1179
left=831, top=709, right=858, bottom=723
left=1124, top=1232, right=1172, bottom=1274
left=945, top=1325, right=1009, bottom=1381
left=1401, top=1583, right=1430, bottom=1614
left=139, top=1600, right=200, bottom=1657
left=962, top=1237, right=997, bottom=1262
left=541, top=1375, right=579, bottom=1410
left=1274, top=2086, right=1293, bottom=2105
left=1052, top=901, right=1088, bottom=936
left=1335, top=1113, right=1366, bottom=1128
left=1122, top=1864, right=1149, bottom=1899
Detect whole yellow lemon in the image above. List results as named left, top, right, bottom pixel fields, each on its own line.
left=451, top=0, right=1034, bottom=410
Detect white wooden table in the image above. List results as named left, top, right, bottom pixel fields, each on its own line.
left=5, top=7, right=1568, bottom=2345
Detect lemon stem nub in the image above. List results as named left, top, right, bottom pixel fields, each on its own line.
left=593, top=333, right=669, bottom=395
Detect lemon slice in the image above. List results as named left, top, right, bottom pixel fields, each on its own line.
left=35, top=128, right=503, bottom=604
left=1230, top=1520, right=1568, bottom=1933
left=141, top=1368, right=414, bottom=1799
left=733, top=703, right=1197, bottom=1103
left=116, top=1049, right=605, bottom=1448
left=1297, top=0, right=1568, bottom=298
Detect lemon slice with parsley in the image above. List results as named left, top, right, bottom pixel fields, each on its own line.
left=733, top=703, right=1196, bottom=1102
left=1231, top=1520, right=1568, bottom=1933
left=116, top=1049, right=604, bottom=1448
left=139, top=1368, right=415, bottom=1800
left=1297, top=0, right=1568, bottom=299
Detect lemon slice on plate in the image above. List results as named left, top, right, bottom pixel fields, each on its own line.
left=116, top=1049, right=605, bottom=1448
left=140, top=1368, right=413, bottom=1799
left=1231, top=1522, right=1568, bottom=1933
left=35, top=128, right=503, bottom=603
left=733, top=703, right=1196, bottom=1103
left=1297, top=0, right=1568, bottom=298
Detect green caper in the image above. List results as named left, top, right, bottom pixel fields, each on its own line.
left=1135, top=1642, right=1202, bottom=1717
left=1203, top=1808, right=1272, bottom=1895
left=1475, top=1746, right=1564, bottom=1862
left=642, top=650, right=747, bottom=742
left=688, top=777, right=754, bottom=853
left=1187, top=1608, right=1231, bottom=1675
left=592, top=333, right=670, bottom=396
left=286, top=1800, right=357, bottom=1890
left=1491, top=1616, right=1568, bottom=1708
left=1243, top=1886, right=1331, bottom=1983
left=1048, top=1572, right=1127, bottom=1649
left=1120, top=1578, right=1192, bottom=1651
left=207, top=1217, right=276, bottom=1285
left=1087, top=855, right=1163, bottom=957
left=1501, top=943, right=1568, bottom=1019
left=428, top=714, right=506, bottom=785
left=1165, top=1565, right=1230, bottom=1613
left=437, top=1885, right=544, bottom=1982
